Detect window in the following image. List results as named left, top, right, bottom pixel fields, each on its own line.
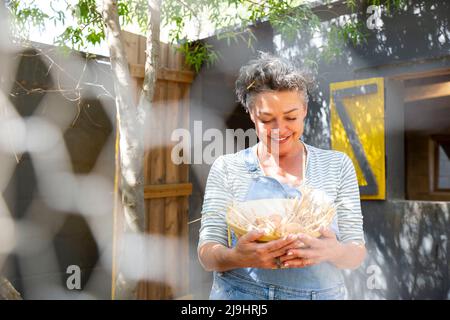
left=403, top=72, right=450, bottom=201
left=433, top=136, right=450, bottom=192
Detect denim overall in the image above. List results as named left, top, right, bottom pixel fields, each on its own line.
left=209, top=146, right=346, bottom=300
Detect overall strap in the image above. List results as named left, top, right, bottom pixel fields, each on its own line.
left=243, top=146, right=259, bottom=173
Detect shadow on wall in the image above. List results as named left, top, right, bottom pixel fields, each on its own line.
left=346, top=201, right=450, bottom=299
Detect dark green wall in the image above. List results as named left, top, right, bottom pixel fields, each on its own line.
left=189, top=0, right=450, bottom=299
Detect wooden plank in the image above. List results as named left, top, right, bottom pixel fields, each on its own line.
left=138, top=35, right=147, bottom=66
left=137, top=56, right=149, bottom=299
left=147, top=43, right=168, bottom=299
left=179, top=48, right=192, bottom=299
left=174, top=46, right=190, bottom=298
left=160, top=43, right=171, bottom=300
left=122, top=31, right=139, bottom=65
left=164, top=44, right=181, bottom=299
left=144, top=81, right=165, bottom=185
left=405, top=81, right=450, bottom=102
left=129, top=63, right=146, bottom=79
left=141, top=84, right=159, bottom=300
left=159, top=67, right=195, bottom=84
left=129, top=64, right=195, bottom=84
left=160, top=42, right=169, bottom=68
left=144, top=183, right=192, bottom=199
left=391, top=68, right=450, bottom=81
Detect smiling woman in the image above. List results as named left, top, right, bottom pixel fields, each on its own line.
left=249, top=90, right=308, bottom=186
left=197, top=52, right=366, bottom=300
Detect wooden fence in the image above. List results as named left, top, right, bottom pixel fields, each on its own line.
left=120, top=31, right=194, bottom=300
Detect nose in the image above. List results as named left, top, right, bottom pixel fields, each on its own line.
left=269, top=119, right=289, bottom=136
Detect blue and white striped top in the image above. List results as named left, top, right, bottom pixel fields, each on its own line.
left=198, top=142, right=365, bottom=249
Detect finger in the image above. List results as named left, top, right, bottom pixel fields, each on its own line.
left=281, top=239, right=307, bottom=250
left=241, top=230, right=265, bottom=243
left=261, top=234, right=298, bottom=253
left=272, top=257, right=281, bottom=269
left=269, top=246, right=295, bottom=259
left=278, top=248, right=317, bottom=262
left=262, top=256, right=280, bottom=270
left=283, top=258, right=316, bottom=268
left=319, top=227, right=336, bottom=239
left=297, top=233, right=321, bottom=248
left=300, top=259, right=315, bottom=267
left=267, top=238, right=308, bottom=259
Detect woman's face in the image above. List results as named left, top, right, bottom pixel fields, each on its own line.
left=249, top=90, right=307, bottom=156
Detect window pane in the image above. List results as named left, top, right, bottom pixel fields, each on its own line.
left=438, top=142, right=450, bottom=189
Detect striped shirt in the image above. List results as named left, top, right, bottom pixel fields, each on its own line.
left=198, top=142, right=365, bottom=250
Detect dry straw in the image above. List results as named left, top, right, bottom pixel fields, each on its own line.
left=226, top=185, right=338, bottom=242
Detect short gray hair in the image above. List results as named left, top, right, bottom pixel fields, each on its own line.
left=235, top=52, right=311, bottom=112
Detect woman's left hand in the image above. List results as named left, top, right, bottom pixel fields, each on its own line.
left=278, top=227, right=343, bottom=268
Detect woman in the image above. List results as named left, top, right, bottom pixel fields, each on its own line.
left=197, top=52, right=366, bottom=300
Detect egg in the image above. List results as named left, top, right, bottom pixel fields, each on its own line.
left=268, top=214, right=282, bottom=228
left=283, top=222, right=304, bottom=234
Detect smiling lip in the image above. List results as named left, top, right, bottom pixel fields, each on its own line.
left=271, top=135, right=291, bottom=144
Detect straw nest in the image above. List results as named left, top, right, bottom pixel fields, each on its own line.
left=226, top=185, right=337, bottom=242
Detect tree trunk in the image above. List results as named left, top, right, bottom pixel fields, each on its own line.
left=142, top=0, right=161, bottom=102
left=136, top=0, right=161, bottom=299
left=0, top=277, right=22, bottom=300
left=102, top=0, right=146, bottom=299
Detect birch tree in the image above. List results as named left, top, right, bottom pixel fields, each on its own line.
left=102, top=0, right=148, bottom=298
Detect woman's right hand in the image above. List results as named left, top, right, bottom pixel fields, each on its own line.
left=231, top=230, right=299, bottom=269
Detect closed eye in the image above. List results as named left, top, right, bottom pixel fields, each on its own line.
left=260, top=118, right=296, bottom=123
